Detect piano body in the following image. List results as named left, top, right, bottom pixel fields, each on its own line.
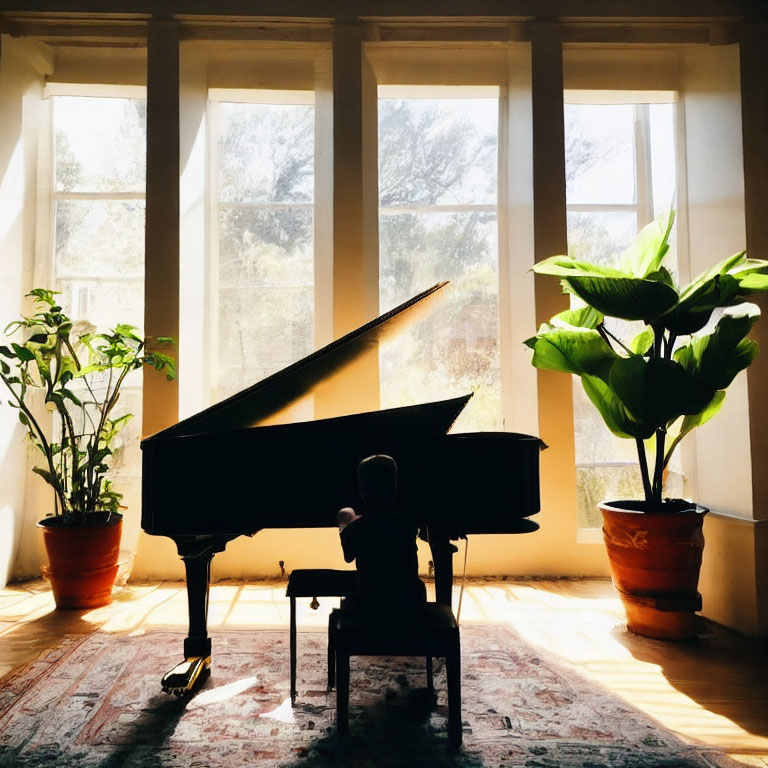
left=141, top=282, right=544, bottom=694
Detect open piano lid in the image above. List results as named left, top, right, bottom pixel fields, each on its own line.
left=142, top=281, right=451, bottom=442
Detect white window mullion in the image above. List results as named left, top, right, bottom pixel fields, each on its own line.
left=566, top=203, right=639, bottom=214
left=207, top=100, right=222, bottom=406
left=634, top=103, right=654, bottom=227
left=380, top=204, right=496, bottom=215
left=52, top=191, right=145, bottom=202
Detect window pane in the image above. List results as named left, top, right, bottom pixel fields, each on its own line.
left=218, top=102, right=314, bottom=204
left=378, top=96, right=500, bottom=432
left=55, top=200, right=145, bottom=279
left=566, top=211, right=637, bottom=265
left=217, top=207, right=313, bottom=399
left=54, top=97, right=146, bottom=194
left=379, top=99, right=497, bottom=207
left=565, top=104, right=635, bottom=205
left=380, top=212, right=500, bottom=433
left=56, top=279, right=144, bottom=332
left=214, top=102, right=315, bottom=403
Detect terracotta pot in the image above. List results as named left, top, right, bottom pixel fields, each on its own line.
left=600, top=500, right=707, bottom=641
left=38, top=515, right=122, bottom=609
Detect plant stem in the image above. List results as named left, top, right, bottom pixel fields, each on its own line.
left=635, top=437, right=653, bottom=504
left=595, top=323, right=616, bottom=353
left=653, top=428, right=666, bottom=503
left=600, top=324, right=634, bottom=356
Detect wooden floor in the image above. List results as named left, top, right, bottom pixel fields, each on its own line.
left=1, top=577, right=766, bottom=765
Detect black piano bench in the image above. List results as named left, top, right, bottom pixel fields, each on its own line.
left=285, top=569, right=357, bottom=705
left=333, top=602, right=462, bottom=748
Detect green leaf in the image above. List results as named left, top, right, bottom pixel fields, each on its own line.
left=738, top=272, right=768, bottom=291
left=549, top=306, right=604, bottom=330
left=661, top=273, right=741, bottom=335
left=32, top=466, right=56, bottom=487
left=27, top=288, right=60, bottom=306
left=110, top=413, right=133, bottom=430
left=526, top=328, right=616, bottom=379
left=619, top=210, right=675, bottom=278
left=532, top=255, right=627, bottom=279
left=581, top=374, right=654, bottom=439
left=564, top=275, right=679, bottom=322
left=674, top=308, right=760, bottom=407
left=11, top=343, right=35, bottom=362
left=630, top=327, right=654, bottom=355
left=144, top=351, right=177, bottom=380
left=113, top=323, right=142, bottom=341
left=661, top=252, right=768, bottom=335
left=609, top=356, right=692, bottom=427
left=645, top=266, right=676, bottom=289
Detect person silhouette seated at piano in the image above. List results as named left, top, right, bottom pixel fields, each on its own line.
left=338, top=454, right=427, bottom=610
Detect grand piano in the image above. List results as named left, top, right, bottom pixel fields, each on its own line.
left=141, top=282, right=544, bottom=694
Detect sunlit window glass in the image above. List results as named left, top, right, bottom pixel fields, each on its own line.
left=214, top=99, right=314, bottom=403
left=378, top=96, right=500, bottom=432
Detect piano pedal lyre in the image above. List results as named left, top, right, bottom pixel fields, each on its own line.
left=161, top=655, right=211, bottom=696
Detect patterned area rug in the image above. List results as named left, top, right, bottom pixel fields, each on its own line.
left=0, top=625, right=740, bottom=768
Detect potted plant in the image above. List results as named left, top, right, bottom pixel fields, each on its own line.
left=0, top=289, right=175, bottom=608
left=525, top=212, right=768, bottom=639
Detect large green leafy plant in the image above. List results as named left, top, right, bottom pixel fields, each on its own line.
left=526, top=212, right=768, bottom=508
left=0, top=289, right=175, bottom=524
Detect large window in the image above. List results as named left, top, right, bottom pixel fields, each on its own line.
left=378, top=89, right=501, bottom=432
left=210, top=93, right=315, bottom=403
left=52, top=95, right=146, bottom=330
left=564, top=95, right=682, bottom=528
left=50, top=93, right=147, bottom=490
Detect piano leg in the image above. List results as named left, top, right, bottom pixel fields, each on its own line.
left=161, top=536, right=233, bottom=696
left=427, top=528, right=459, bottom=609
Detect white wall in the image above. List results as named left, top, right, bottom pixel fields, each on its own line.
left=0, top=37, right=52, bottom=586
left=679, top=44, right=766, bottom=635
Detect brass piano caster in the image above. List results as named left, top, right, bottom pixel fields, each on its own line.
left=161, top=655, right=211, bottom=696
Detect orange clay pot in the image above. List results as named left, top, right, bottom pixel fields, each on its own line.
left=600, top=500, right=707, bottom=641
left=38, top=515, right=122, bottom=609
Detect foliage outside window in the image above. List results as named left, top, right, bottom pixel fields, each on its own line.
left=212, top=98, right=315, bottom=404
left=378, top=94, right=501, bottom=432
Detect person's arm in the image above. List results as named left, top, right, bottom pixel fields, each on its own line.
left=337, top=506, right=360, bottom=532
left=339, top=512, right=364, bottom=563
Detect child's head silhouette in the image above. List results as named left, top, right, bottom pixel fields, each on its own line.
left=357, top=454, right=398, bottom=507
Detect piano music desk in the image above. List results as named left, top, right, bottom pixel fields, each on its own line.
left=285, top=569, right=357, bottom=704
